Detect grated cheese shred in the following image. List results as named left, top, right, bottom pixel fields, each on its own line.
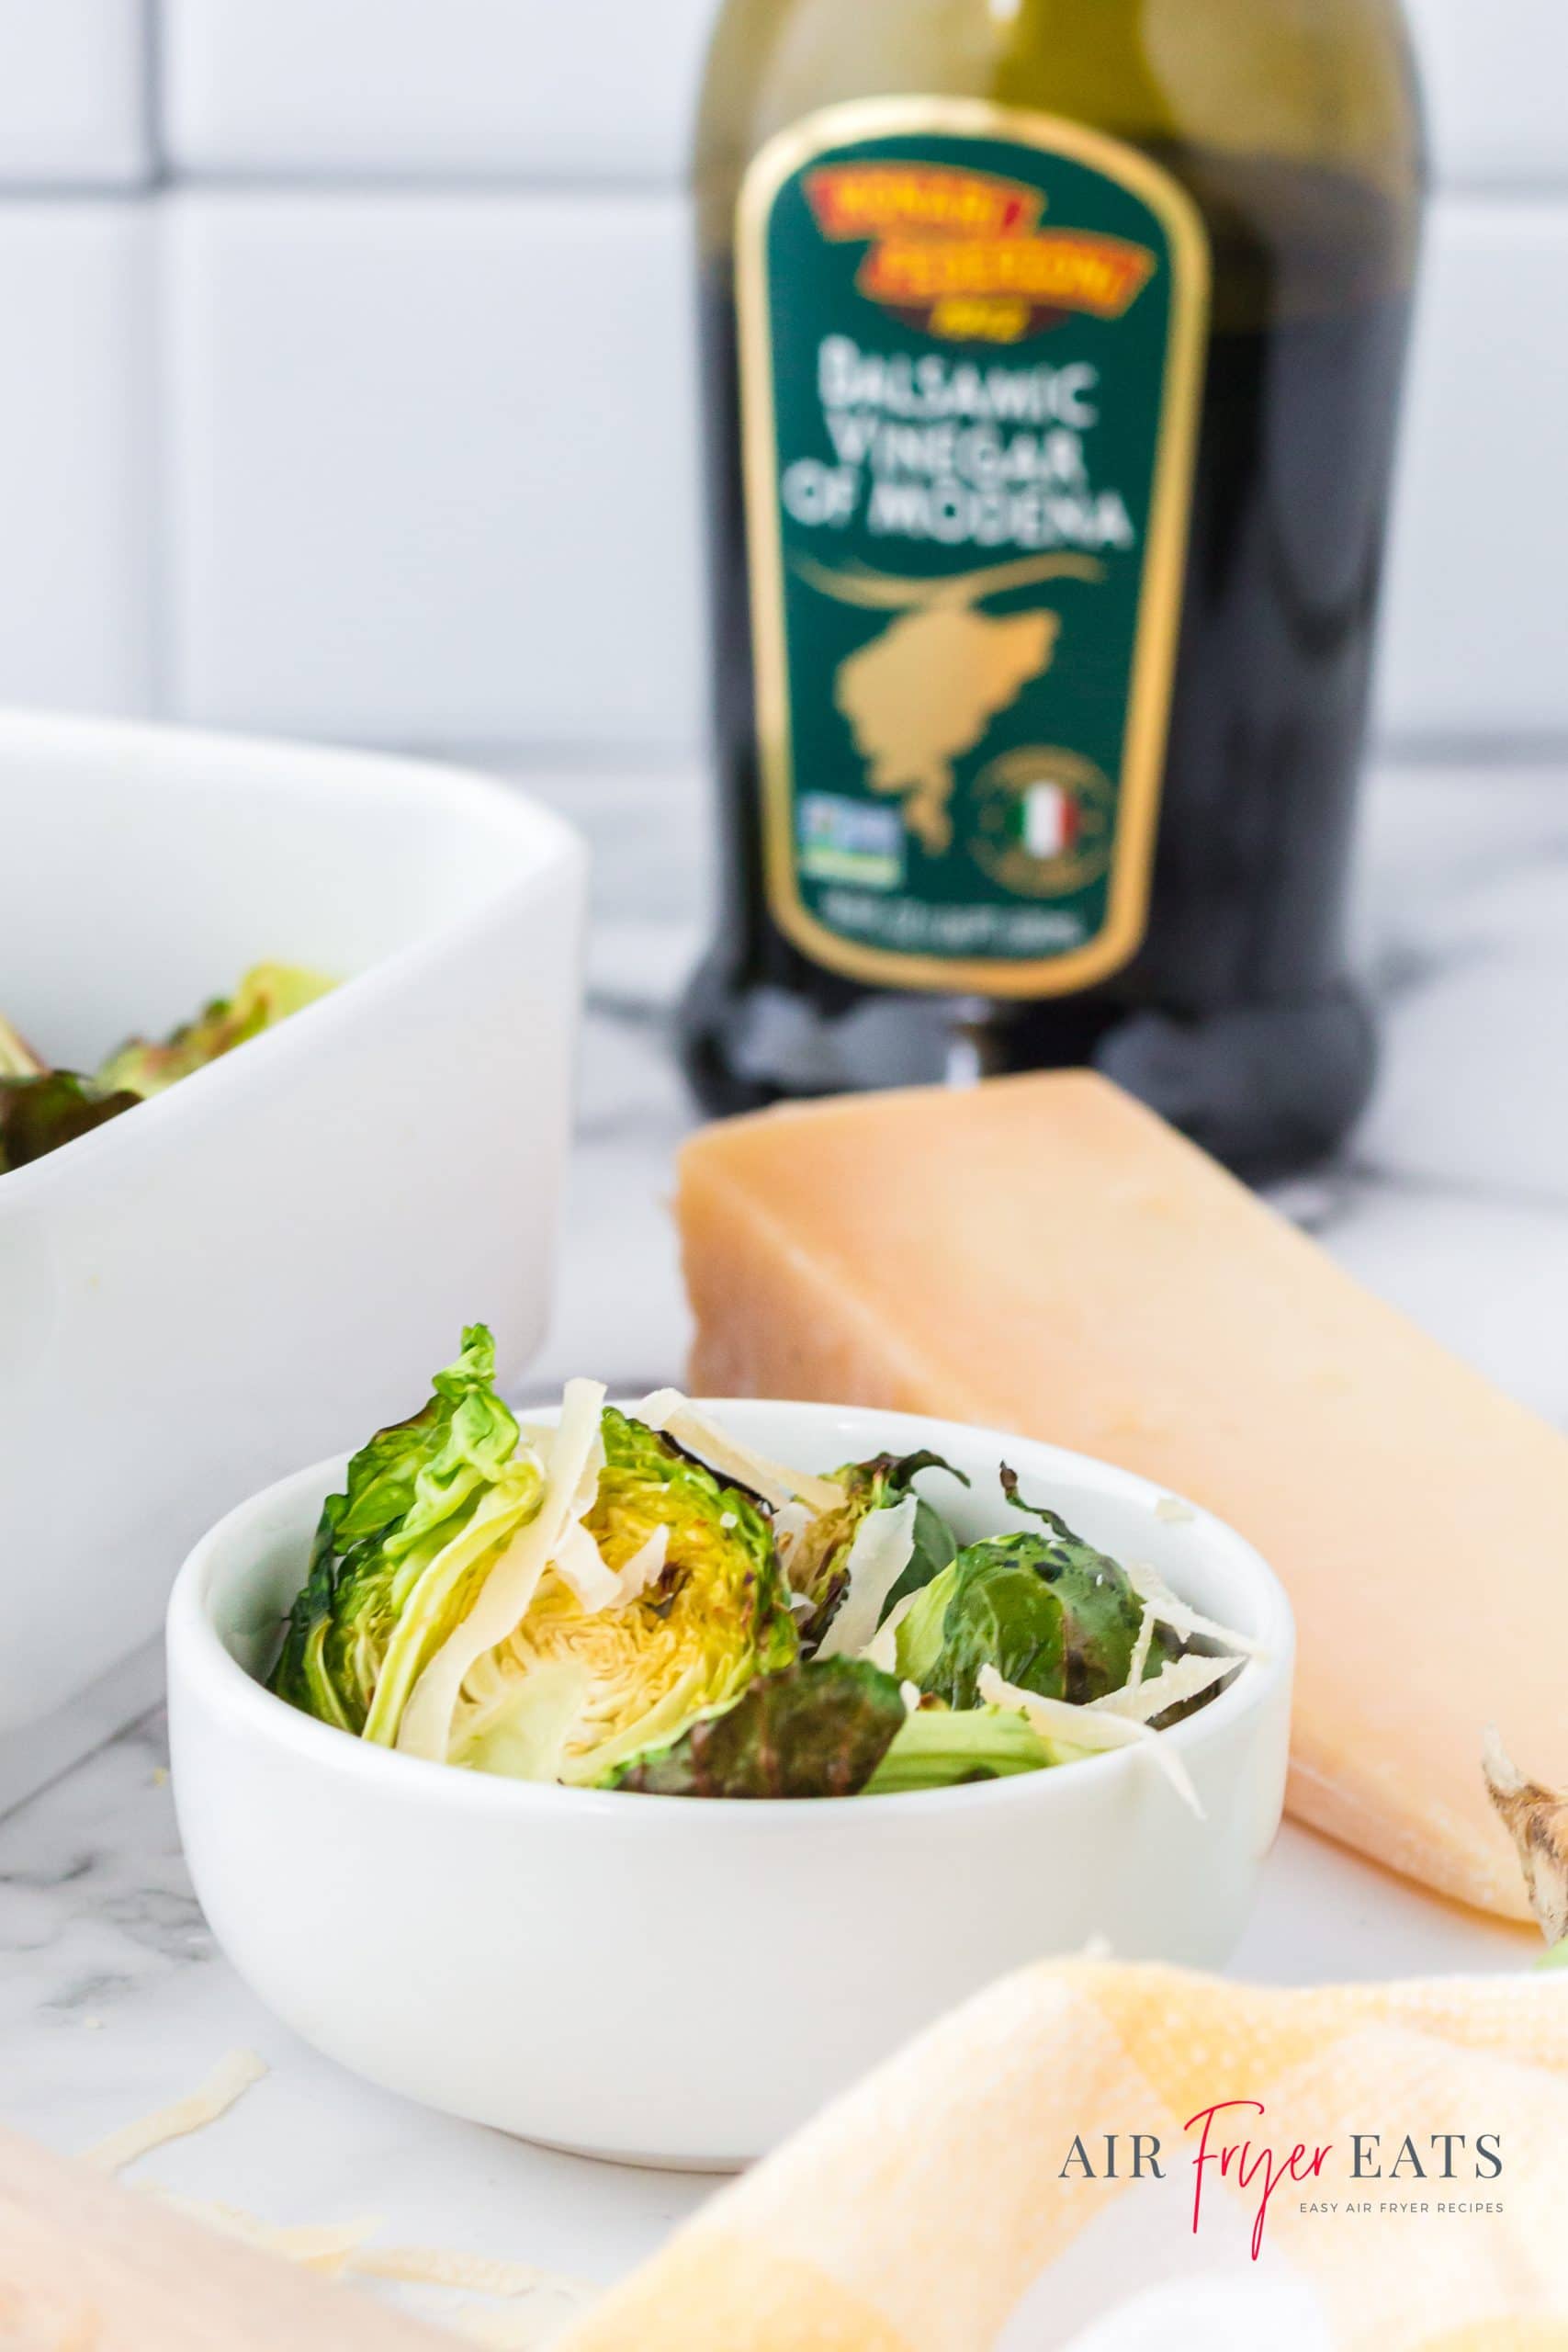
left=83, top=2048, right=267, bottom=2173
left=83, top=2058, right=596, bottom=2345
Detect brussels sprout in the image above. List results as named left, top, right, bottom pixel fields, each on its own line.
left=446, top=1408, right=800, bottom=1785
left=785, top=1450, right=966, bottom=1654
left=0, top=1068, right=141, bottom=1172
left=896, top=1474, right=1174, bottom=1709
left=99, top=962, right=334, bottom=1098
left=270, top=1325, right=539, bottom=1736
left=865, top=1702, right=1056, bottom=1792
left=605, top=1658, right=906, bottom=1798
left=0, top=1014, right=44, bottom=1080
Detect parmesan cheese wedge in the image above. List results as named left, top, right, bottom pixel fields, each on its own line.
left=676, top=1069, right=1568, bottom=1918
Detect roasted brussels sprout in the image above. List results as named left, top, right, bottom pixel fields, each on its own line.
left=865, top=1702, right=1056, bottom=1792
left=447, top=1407, right=799, bottom=1785
left=266, top=1346, right=1250, bottom=1803
left=99, top=963, right=334, bottom=1098
left=896, top=1472, right=1175, bottom=1709
left=269, top=1325, right=537, bottom=1737
left=0, top=1068, right=141, bottom=1172
left=607, top=1658, right=907, bottom=1798
left=784, top=1449, right=966, bottom=1654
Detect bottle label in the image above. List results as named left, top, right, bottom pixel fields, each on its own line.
left=736, top=98, right=1209, bottom=997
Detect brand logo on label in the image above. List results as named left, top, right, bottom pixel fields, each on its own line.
left=805, top=161, right=1156, bottom=343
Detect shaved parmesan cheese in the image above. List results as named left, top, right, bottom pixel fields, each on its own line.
left=900, top=1679, right=922, bottom=1714
left=149, top=2191, right=378, bottom=2275
left=637, top=1389, right=842, bottom=1515
left=772, top=1499, right=814, bottom=1573
left=1091, top=1650, right=1244, bottom=1724
left=356, top=2247, right=590, bottom=2299
left=977, top=1667, right=1203, bottom=1818
left=1155, top=1496, right=1196, bottom=1524
left=87, top=2062, right=595, bottom=2346
left=83, top=2048, right=266, bottom=2174
left=861, top=1588, right=918, bottom=1675
left=398, top=1379, right=607, bottom=1761
left=548, top=1521, right=619, bottom=1613
left=610, top=1521, right=669, bottom=1607
left=1124, top=1602, right=1156, bottom=1693
left=1125, top=1561, right=1265, bottom=1659
left=816, top=1497, right=919, bottom=1660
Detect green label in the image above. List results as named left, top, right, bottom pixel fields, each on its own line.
left=737, top=99, right=1209, bottom=998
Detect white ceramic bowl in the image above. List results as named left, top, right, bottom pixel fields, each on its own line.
left=1, top=710, right=585, bottom=1749
left=167, top=1398, right=1294, bottom=2168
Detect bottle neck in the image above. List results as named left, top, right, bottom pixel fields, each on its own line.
left=993, top=0, right=1176, bottom=141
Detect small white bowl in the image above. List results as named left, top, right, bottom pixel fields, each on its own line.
left=166, top=1400, right=1294, bottom=2169
left=1, top=710, right=584, bottom=1758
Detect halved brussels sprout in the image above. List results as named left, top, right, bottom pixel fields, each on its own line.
left=447, top=1408, right=800, bottom=1785
left=784, top=1450, right=966, bottom=1654
left=270, top=1325, right=537, bottom=1736
left=0, top=1068, right=141, bottom=1172
left=895, top=1472, right=1175, bottom=1709
left=99, top=962, right=334, bottom=1098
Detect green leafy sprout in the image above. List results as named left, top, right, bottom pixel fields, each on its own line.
left=267, top=1336, right=1247, bottom=1801
left=1, top=963, right=334, bottom=1174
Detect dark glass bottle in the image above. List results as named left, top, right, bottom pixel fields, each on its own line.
left=680, top=0, right=1424, bottom=1180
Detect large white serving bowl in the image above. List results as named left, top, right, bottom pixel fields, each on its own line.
left=1, top=710, right=585, bottom=1750
left=167, top=1398, right=1294, bottom=2169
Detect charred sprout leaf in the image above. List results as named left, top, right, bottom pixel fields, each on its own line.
left=99, top=962, right=334, bottom=1098
left=786, top=1450, right=966, bottom=1653
left=605, top=1658, right=905, bottom=1799
left=998, top=1463, right=1077, bottom=1541
left=897, top=1544, right=1066, bottom=1710
left=448, top=1408, right=800, bottom=1786
left=0, top=1069, right=141, bottom=1172
left=897, top=1484, right=1175, bottom=1710
left=865, top=1702, right=1055, bottom=1792
left=269, top=1325, right=536, bottom=1737
left=0, top=1013, right=45, bottom=1080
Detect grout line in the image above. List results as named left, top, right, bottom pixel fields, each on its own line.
left=141, top=168, right=697, bottom=200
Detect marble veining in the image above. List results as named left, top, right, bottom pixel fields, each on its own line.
left=0, top=755, right=1560, bottom=2303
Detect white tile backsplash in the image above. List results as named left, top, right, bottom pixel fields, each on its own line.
left=1404, top=0, right=1568, bottom=187
left=0, top=0, right=149, bottom=186
left=0, top=6, right=1553, bottom=750
left=0, top=206, right=152, bottom=715
left=163, top=192, right=704, bottom=746
left=1377, top=199, right=1568, bottom=742
left=161, top=0, right=717, bottom=183
left=159, top=184, right=1568, bottom=754
left=157, top=0, right=1568, bottom=196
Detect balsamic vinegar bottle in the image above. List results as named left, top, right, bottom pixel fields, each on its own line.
left=681, top=0, right=1424, bottom=1179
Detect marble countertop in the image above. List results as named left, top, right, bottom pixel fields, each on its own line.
left=3, top=755, right=1564, bottom=2337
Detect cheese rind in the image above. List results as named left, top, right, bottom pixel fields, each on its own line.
left=676, top=1070, right=1564, bottom=1922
